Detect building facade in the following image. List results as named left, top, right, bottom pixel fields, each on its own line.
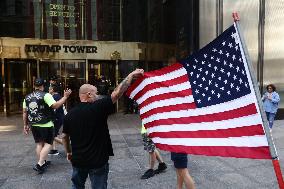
left=1, top=0, right=284, bottom=117
left=0, top=0, right=175, bottom=115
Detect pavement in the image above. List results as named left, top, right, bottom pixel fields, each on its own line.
left=0, top=113, right=284, bottom=189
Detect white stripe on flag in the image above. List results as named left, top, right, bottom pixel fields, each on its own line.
left=140, top=96, right=194, bottom=115
left=152, top=135, right=268, bottom=147
left=142, top=93, right=256, bottom=123
left=130, top=68, right=187, bottom=99
left=137, top=81, right=191, bottom=104
left=147, top=114, right=262, bottom=133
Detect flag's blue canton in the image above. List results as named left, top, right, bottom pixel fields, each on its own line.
left=181, top=25, right=251, bottom=108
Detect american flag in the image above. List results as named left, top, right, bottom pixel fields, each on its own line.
left=127, top=23, right=271, bottom=159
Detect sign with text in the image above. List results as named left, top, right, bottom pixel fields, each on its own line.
left=32, top=0, right=97, bottom=40
left=25, top=44, right=98, bottom=54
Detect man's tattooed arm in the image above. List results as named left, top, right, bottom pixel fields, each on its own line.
left=111, top=69, right=144, bottom=103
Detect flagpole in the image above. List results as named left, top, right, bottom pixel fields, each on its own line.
left=232, top=12, right=284, bottom=189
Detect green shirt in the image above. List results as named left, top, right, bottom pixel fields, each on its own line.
left=23, top=93, right=56, bottom=127
left=141, top=124, right=147, bottom=134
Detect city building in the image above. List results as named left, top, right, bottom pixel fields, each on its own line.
left=0, top=0, right=175, bottom=115
left=1, top=0, right=284, bottom=118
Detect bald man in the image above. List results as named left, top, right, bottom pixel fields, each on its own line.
left=62, top=69, right=144, bottom=189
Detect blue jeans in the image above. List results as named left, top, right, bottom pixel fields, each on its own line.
left=266, top=112, right=276, bottom=129
left=71, top=163, right=109, bottom=189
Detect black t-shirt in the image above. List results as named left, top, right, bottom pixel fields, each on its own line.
left=63, top=96, right=115, bottom=168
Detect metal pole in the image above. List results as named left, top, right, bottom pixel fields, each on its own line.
left=233, top=13, right=284, bottom=189
left=36, top=59, right=40, bottom=77
left=258, top=0, right=265, bottom=95
left=115, top=59, right=119, bottom=111
left=85, top=59, right=88, bottom=83
left=216, top=0, right=223, bottom=36
left=233, top=13, right=277, bottom=159
left=2, top=58, right=7, bottom=116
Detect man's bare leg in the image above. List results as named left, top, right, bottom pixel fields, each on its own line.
left=38, top=143, right=52, bottom=165
left=149, top=152, right=156, bottom=169
left=36, top=143, right=44, bottom=160
left=154, top=149, right=163, bottom=163
left=176, top=168, right=195, bottom=189
left=176, top=169, right=184, bottom=189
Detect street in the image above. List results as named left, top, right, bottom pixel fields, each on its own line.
left=0, top=113, right=283, bottom=189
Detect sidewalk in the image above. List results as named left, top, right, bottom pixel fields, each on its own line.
left=0, top=113, right=283, bottom=189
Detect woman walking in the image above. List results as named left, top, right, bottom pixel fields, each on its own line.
left=262, top=84, right=280, bottom=129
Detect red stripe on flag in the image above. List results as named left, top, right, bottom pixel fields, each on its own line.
left=133, top=75, right=189, bottom=101
left=126, top=63, right=184, bottom=97
left=145, top=63, right=183, bottom=77
left=139, top=89, right=193, bottom=110
left=144, top=103, right=257, bottom=128
left=126, top=76, right=144, bottom=97
left=140, top=102, right=196, bottom=120
left=155, top=144, right=271, bottom=159
left=148, top=124, right=264, bottom=138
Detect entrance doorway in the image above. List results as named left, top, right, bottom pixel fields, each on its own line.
left=4, top=59, right=37, bottom=114
left=39, top=60, right=86, bottom=110
left=88, top=60, right=116, bottom=94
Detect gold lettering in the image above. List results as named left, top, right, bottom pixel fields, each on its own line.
left=49, top=11, right=57, bottom=17
left=49, top=3, right=56, bottom=10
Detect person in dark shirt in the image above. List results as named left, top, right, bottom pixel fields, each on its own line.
left=48, top=84, right=65, bottom=155
left=97, top=75, right=109, bottom=96
left=62, top=69, right=144, bottom=189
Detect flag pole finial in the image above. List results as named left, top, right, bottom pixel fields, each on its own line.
left=232, top=12, right=240, bottom=21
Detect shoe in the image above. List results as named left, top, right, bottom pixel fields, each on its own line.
left=141, top=169, right=155, bottom=179
left=154, top=162, right=167, bottom=174
left=42, top=160, right=51, bottom=169
left=48, top=150, right=59, bottom=155
left=33, top=164, right=44, bottom=174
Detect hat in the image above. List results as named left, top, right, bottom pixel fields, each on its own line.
left=34, top=78, right=44, bottom=87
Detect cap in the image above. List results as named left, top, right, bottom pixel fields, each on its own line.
left=34, top=78, right=44, bottom=87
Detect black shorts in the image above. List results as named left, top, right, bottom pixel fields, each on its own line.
left=171, top=152, right=188, bottom=169
left=31, top=126, right=54, bottom=145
